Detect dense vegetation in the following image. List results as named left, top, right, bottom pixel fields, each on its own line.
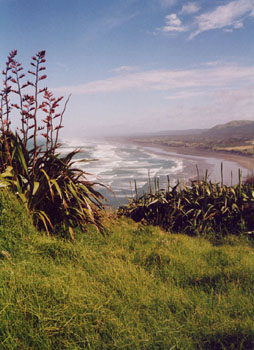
left=118, top=173, right=254, bottom=237
left=0, top=51, right=104, bottom=238
left=1, top=189, right=254, bottom=349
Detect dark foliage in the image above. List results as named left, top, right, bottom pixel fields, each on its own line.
left=118, top=175, right=254, bottom=236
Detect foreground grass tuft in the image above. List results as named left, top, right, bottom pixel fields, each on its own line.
left=0, top=190, right=254, bottom=349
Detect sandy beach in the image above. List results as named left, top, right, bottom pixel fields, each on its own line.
left=133, top=141, right=254, bottom=186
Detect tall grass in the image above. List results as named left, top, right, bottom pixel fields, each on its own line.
left=1, top=189, right=254, bottom=349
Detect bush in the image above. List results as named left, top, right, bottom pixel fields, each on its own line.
left=118, top=177, right=254, bottom=236
left=0, top=50, right=104, bottom=238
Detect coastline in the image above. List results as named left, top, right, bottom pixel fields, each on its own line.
left=132, top=141, right=254, bottom=185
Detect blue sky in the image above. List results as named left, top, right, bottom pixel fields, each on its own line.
left=1, top=0, right=254, bottom=137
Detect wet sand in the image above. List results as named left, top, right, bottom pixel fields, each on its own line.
left=133, top=141, right=254, bottom=185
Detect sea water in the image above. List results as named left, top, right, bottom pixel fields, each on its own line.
left=59, top=139, right=183, bottom=207
left=60, top=139, right=249, bottom=207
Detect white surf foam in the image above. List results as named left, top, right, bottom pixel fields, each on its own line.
left=61, top=139, right=185, bottom=202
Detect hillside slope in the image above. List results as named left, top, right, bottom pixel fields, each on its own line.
left=203, top=120, right=254, bottom=139
left=134, top=120, right=254, bottom=140
left=0, top=190, right=254, bottom=349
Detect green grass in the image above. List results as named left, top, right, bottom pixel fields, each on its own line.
left=0, top=189, right=254, bottom=349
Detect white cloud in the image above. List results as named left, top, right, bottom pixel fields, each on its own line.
left=190, top=0, right=254, bottom=39
left=112, top=65, right=139, bottom=73
left=159, top=0, right=177, bottom=8
left=233, top=21, right=244, bottom=28
left=180, top=2, right=200, bottom=15
left=203, top=60, right=223, bottom=67
left=165, top=90, right=207, bottom=100
left=159, top=13, right=187, bottom=33
left=165, top=13, right=181, bottom=25
left=162, top=25, right=186, bottom=32
left=53, top=63, right=254, bottom=96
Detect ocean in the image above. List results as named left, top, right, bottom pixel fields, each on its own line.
left=60, top=139, right=249, bottom=207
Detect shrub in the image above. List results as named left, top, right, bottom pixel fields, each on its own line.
left=118, top=176, right=254, bottom=236
left=0, top=50, right=105, bottom=238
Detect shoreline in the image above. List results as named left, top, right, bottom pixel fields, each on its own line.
left=132, top=141, right=254, bottom=185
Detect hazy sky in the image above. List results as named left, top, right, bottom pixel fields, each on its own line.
left=1, top=0, right=254, bottom=137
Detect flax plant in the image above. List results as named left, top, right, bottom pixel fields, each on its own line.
left=0, top=50, right=104, bottom=238
left=118, top=172, right=254, bottom=236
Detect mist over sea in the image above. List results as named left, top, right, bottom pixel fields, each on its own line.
left=60, top=139, right=249, bottom=207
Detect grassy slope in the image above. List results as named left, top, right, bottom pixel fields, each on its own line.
left=0, top=190, right=254, bottom=349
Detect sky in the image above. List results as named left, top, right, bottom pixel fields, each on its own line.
left=1, top=0, right=254, bottom=138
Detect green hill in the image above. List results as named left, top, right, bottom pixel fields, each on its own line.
left=135, top=120, right=254, bottom=140
left=0, top=189, right=254, bottom=349
left=212, top=120, right=254, bottom=129
left=203, top=120, right=254, bottom=139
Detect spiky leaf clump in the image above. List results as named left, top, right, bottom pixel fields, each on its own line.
left=0, top=51, right=105, bottom=238
left=118, top=178, right=254, bottom=236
